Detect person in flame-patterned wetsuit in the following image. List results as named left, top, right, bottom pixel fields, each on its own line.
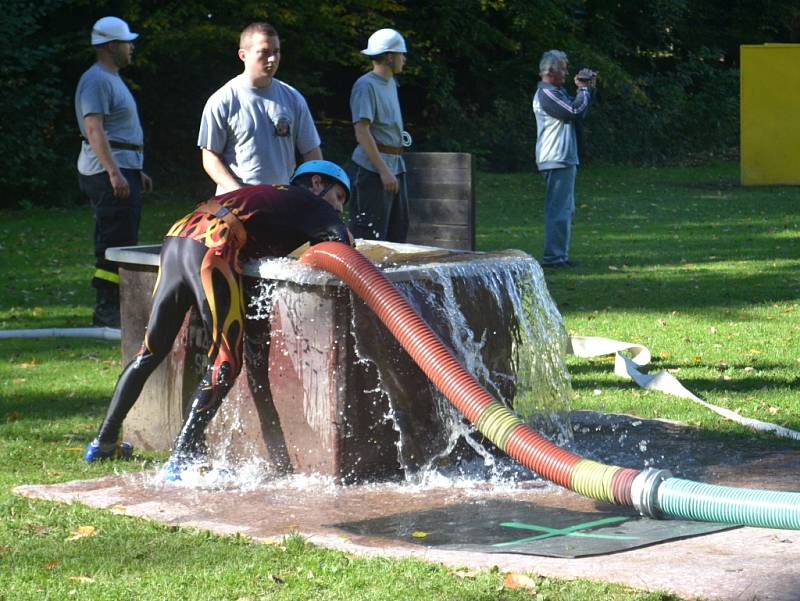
left=84, top=161, right=352, bottom=476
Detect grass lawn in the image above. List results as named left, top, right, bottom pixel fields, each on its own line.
left=1, top=160, right=798, bottom=600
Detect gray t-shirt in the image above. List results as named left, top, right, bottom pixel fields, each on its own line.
left=350, top=72, right=405, bottom=175
left=75, top=63, right=144, bottom=175
left=198, top=75, right=321, bottom=194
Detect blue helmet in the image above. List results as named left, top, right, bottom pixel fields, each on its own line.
left=290, top=160, right=351, bottom=203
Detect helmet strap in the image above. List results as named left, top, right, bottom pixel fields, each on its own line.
left=317, top=182, right=334, bottom=200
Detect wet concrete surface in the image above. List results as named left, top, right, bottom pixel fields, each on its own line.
left=14, top=413, right=800, bottom=601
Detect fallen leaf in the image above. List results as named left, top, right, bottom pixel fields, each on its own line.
left=45, top=560, right=60, bottom=570
left=63, top=447, right=84, bottom=453
left=769, top=407, right=780, bottom=415
left=18, top=362, right=37, bottom=369
left=6, top=411, right=22, bottom=421
left=66, top=526, right=96, bottom=541
left=410, top=531, right=428, bottom=538
left=13, top=379, right=27, bottom=385
left=503, top=572, right=538, bottom=590
left=67, top=575, right=95, bottom=583
left=659, top=351, right=670, bottom=359
left=110, top=505, right=128, bottom=511
left=608, top=265, right=619, bottom=271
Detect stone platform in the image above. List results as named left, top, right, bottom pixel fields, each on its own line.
left=16, top=413, right=800, bottom=600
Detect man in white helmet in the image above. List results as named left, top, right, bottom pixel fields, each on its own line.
left=347, top=28, right=409, bottom=242
left=75, top=16, right=153, bottom=328
left=198, top=22, right=323, bottom=195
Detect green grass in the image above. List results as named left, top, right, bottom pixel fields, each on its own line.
left=2, top=160, right=798, bottom=599
left=478, top=162, right=800, bottom=432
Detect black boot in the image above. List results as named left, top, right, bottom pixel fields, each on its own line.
left=93, top=286, right=120, bottom=328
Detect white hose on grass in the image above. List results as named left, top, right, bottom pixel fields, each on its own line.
left=0, top=327, right=121, bottom=341
left=568, top=335, right=800, bottom=441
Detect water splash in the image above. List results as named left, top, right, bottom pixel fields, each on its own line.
left=345, top=249, right=573, bottom=481
left=194, top=243, right=575, bottom=489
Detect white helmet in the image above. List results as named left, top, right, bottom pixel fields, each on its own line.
left=361, top=29, right=406, bottom=56
left=91, top=16, right=139, bottom=46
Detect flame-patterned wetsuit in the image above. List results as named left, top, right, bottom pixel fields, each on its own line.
left=95, top=184, right=349, bottom=458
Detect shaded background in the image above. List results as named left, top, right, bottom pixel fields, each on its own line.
left=2, top=0, right=799, bottom=207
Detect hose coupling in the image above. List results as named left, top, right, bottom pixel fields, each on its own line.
left=631, top=468, right=672, bottom=519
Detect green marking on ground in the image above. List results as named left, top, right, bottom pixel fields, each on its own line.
left=492, top=516, right=637, bottom=547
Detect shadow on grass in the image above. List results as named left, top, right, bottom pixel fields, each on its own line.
left=568, top=410, right=800, bottom=489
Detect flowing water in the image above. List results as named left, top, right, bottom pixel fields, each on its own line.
left=187, top=243, right=578, bottom=491
left=349, top=250, right=574, bottom=481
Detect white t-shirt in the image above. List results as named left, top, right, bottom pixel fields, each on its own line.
left=198, top=75, right=321, bottom=194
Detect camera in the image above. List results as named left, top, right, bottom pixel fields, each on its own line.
left=576, top=68, right=597, bottom=82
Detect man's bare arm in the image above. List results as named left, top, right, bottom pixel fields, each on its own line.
left=354, top=119, right=398, bottom=193
left=84, top=113, right=130, bottom=198
left=301, top=146, right=323, bottom=162
left=201, top=148, right=243, bottom=192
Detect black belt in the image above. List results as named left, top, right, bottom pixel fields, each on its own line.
left=82, top=136, right=143, bottom=152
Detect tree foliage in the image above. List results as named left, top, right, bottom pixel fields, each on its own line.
left=1, top=0, right=799, bottom=206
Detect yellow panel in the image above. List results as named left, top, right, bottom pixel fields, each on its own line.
left=741, top=44, right=800, bottom=185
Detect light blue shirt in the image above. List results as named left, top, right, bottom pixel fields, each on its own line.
left=75, top=63, right=144, bottom=175
left=350, top=72, right=405, bottom=175
left=198, top=75, right=321, bottom=194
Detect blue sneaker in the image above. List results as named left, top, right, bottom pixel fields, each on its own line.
left=84, top=438, right=133, bottom=462
left=160, top=456, right=212, bottom=482
left=160, top=458, right=187, bottom=482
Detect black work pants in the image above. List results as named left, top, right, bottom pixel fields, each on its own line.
left=78, top=169, right=142, bottom=289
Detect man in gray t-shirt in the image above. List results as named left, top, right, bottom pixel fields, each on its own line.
left=347, top=29, right=409, bottom=242
left=75, top=16, right=153, bottom=328
left=198, top=22, right=322, bottom=195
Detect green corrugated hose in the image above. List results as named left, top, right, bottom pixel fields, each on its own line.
left=658, top=478, right=800, bottom=529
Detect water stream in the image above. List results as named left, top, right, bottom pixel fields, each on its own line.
left=196, top=244, right=576, bottom=490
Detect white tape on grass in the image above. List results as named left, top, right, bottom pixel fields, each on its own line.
left=0, top=327, right=121, bottom=341
left=568, top=335, right=800, bottom=441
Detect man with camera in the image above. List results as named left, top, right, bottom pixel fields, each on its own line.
left=532, top=50, right=596, bottom=269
